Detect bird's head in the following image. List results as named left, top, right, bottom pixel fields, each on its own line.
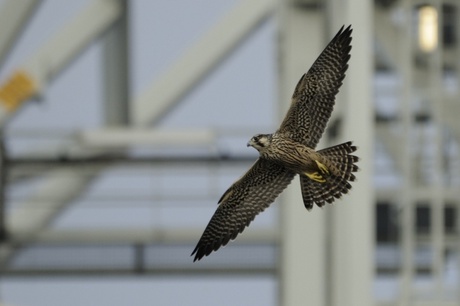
left=247, top=134, right=272, bottom=152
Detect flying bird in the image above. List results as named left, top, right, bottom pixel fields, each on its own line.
left=192, top=25, right=358, bottom=262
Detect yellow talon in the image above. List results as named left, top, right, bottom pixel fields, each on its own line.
left=306, top=171, right=326, bottom=183
left=315, top=160, right=329, bottom=174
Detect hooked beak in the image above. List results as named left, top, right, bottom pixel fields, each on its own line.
left=247, top=141, right=251, bottom=147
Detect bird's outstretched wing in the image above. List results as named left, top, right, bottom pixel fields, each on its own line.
left=192, top=158, right=295, bottom=261
left=278, top=25, right=352, bottom=148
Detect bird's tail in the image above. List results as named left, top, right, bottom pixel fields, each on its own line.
left=300, top=141, right=359, bottom=210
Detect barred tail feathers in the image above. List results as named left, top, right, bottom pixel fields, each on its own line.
left=300, top=141, right=359, bottom=210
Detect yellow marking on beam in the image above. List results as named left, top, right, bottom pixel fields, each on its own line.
left=0, top=70, right=37, bottom=111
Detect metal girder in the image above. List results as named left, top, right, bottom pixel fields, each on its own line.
left=0, top=136, right=6, bottom=242
left=376, top=123, right=406, bottom=174
left=1, top=0, right=272, bottom=271
left=0, top=0, right=124, bottom=267
left=0, top=166, right=106, bottom=266
left=377, top=186, right=460, bottom=203
left=103, top=0, right=130, bottom=126
left=277, top=4, right=327, bottom=306
left=1, top=267, right=275, bottom=277
left=374, top=6, right=402, bottom=70
left=8, top=228, right=277, bottom=245
left=2, top=0, right=275, bottom=270
left=8, top=154, right=255, bottom=168
left=443, top=96, right=460, bottom=142
left=7, top=167, right=104, bottom=236
left=279, top=1, right=374, bottom=305
left=0, top=0, right=41, bottom=69
left=2, top=229, right=278, bottom=276
left=330, top=0, right=375, bottom=305
left=399, top=1, right=416, bottom=304
left=288, top=0, right=322, bottom=6
left=24, top=0, right=121, bottom=91
left=77, top=128, right=215, bottom=149
left=0, top=0, right=122, bottom=126
left=132, top=0, right=275, bottom=126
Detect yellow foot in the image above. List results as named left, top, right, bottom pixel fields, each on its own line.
left=306, top=171, right=326, bottom=183
left=315, top=160, right=329, bottom=174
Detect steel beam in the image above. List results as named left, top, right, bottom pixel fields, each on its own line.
left=103, top=0, right=130, bottom=126
left=0, top=166, right=105, bottom=265
left=7, top=167, right=104, bottom=237
left=374, top=6, right=403, bottom=71
left=0, top=135, right=6, bottom=242
left=0, top=0, right=123, bottom=267
left=132, top=0, right=275, bottom=126
left=0, top=0, right=122, bottom=126
left=78, top=128, right=215, bottom=148
left=1, top=267, right=275, bottom=277
left=0, top=0, right=41, bottom=68
left=399, top=1, right=415, bottom=305
left=330, top=0, right=375, bottom=306
left=9, top=228, right=277, bottom=245
left=427, top=0, right=445, bottom=299
left=8, top=154, right=255, bottom=168
left=2, top=0, right=270, bottom=267
left=2, top=0, right=273, bottom=271
left=278, top=4, right=326, bottom=306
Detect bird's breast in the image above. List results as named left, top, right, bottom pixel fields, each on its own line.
left=261, top=138, right=317, bottom=172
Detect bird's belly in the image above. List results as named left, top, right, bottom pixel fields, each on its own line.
left=262, top=146, right=316, bottom=173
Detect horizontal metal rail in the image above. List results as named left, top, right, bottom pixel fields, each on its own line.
left=7, top=154, right=257, bottom=168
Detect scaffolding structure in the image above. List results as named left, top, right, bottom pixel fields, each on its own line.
left=0, top=0, right=459, bottom=305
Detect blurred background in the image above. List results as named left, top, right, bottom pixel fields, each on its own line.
left=0, top=0, right=457, bottom=305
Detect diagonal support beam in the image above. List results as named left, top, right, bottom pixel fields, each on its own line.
left=0, top=166, right=105, bottom=266
left=0, top=0, right=122, bottom=126
left=1, top=0, right=275, bottom=269
left=7, top=167, right=105, bottom=236
left=0, top=0, right=123, bottom=267
left=133, top=0, right=275, bottom=126
left=0, top=0, right=42, bottom=69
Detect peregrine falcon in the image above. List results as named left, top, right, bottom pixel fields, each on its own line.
left=192, top=25, right=358, bottom=262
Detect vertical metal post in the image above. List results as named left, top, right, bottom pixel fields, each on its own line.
left=330, top=0, right=375, bottom=305
left=455, top=2, right=460, bottom=302
left=0, top=135, right=6, bottom=243
left=0, top=0, right=126, bottom=268
left=428, top=0, right=445, bottom=299
left=278, top=3, right=326, bottom=306
left=134, top=244, right=145, bottom=274
left=400, top=0, right=414, bottom=305
left=103, top=0, right=130, bottom=126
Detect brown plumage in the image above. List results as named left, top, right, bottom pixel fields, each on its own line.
left=192, top=25, right=358, bottom=262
